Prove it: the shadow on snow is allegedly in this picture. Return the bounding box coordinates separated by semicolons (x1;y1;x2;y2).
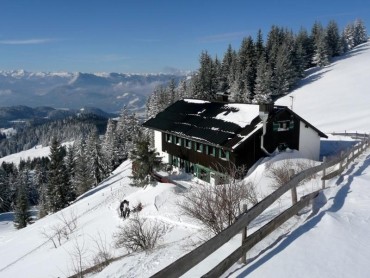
235;153;370;277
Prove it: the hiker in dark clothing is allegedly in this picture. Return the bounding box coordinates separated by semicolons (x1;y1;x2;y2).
120;200;129;218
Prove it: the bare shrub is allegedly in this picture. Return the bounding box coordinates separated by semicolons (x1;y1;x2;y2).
114;213;168;252
179;164;256;235
58;210;78;234
40;228;58;248
69;238;88;278
267;160;293;190
90;232;113;271
52;223;68;245
40;211;78;248
267;159;317;190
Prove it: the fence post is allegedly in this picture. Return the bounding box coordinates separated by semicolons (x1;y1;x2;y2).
339;151;344;172
322;156;326;189
289;169;297;205
240;204;248;264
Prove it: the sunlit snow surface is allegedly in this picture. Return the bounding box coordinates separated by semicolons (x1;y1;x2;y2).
277;42;370;134
1;42;370;277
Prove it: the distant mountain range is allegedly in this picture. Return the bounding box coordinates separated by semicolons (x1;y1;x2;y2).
0;105;117;128
0;70;186;113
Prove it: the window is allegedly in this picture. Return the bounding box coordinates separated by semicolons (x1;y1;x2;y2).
175;136;181;145
219;149;229;160
185;139;192;149
273;120;294;132
195;142;203;152
207;145;216;156
166;133;172;143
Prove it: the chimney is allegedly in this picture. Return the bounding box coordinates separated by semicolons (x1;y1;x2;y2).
216;92;229;102
259;103;274;114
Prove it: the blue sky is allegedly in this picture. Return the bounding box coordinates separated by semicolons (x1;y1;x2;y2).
0;0;368;73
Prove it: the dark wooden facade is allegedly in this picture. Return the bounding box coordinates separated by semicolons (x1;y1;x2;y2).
143;99;327;182
162;109;302;174
162;133;233;171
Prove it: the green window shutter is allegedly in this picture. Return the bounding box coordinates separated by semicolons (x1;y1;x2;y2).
200;144;203;152
212;147;216;156
226;151;230;160
273;122;279;131
289;121;294;129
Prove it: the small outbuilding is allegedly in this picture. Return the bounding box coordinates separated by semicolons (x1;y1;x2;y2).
143;99;327;184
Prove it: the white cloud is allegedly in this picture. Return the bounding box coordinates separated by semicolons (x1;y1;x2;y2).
0;38;56;45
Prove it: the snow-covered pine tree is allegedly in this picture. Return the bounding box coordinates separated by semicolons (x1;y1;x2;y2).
177;79;189;100
273;41;295;95
166;79;177;106
193;51;218;100
253;56;273;104
343;23;355;50
238;36;257;102
74;138;94;195
130;136;162;187
354;19;368;46
34;164;49;218
14;172;31;229
102;118;118;172
312;32;329;67
115;106;130;164
65;144;77;203
86;132;106;187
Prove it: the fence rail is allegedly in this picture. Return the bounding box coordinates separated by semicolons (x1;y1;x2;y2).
151;135;370;278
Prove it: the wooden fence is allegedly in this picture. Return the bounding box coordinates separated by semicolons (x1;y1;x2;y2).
151;135;370;278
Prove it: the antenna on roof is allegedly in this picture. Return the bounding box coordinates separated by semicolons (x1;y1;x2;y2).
289;96;294;110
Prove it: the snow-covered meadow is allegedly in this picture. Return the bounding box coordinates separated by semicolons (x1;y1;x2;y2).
1;41;370;277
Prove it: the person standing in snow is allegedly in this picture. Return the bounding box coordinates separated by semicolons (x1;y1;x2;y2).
120;200;129;218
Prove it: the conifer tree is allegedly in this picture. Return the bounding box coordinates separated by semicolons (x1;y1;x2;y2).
102;118;118;172
255;29;265;61
343;23;355;50
254;57;273;104
193;51;218;100
0;167;10;213
86;132;106;186
74;138;94;195
326;20;341;57
295;27;313;70
47;137;69;212
65;144;77;203
14;177;30;229
238;36;257;101
35;164;49;218
354;19;368;46
130;137;162;187
313;33;329;67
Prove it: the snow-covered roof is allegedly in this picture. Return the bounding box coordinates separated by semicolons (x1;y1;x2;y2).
143;99;262;148
215;104;260;127
184;98;210;104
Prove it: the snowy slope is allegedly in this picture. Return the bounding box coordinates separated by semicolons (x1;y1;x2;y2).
0;142;72;166
276;42;370;134
230;148;370;277
1;41;370;278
